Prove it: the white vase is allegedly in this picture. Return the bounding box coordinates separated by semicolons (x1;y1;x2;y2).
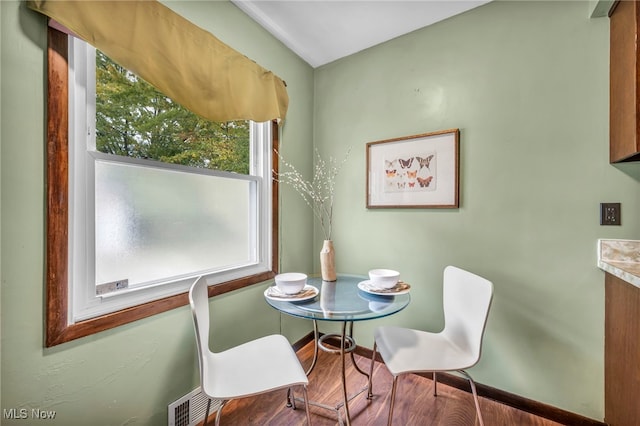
320;240;337;282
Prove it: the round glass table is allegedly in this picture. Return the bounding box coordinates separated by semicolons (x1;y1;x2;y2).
264;274;411;425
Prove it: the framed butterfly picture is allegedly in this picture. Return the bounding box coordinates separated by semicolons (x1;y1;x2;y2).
366;129;459;208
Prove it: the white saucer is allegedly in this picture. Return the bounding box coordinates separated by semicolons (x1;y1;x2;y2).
264;284;318;301
358;280;411;295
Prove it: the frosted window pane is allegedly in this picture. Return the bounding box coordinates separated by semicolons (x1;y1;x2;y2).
95;160;253;287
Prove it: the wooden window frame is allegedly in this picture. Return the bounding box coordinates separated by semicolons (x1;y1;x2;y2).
45;27;280;347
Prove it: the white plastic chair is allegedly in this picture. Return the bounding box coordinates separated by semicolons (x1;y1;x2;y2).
369;265;493;426
188;277;311;426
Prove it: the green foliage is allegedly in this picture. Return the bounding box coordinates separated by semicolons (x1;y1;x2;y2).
95;50;249;174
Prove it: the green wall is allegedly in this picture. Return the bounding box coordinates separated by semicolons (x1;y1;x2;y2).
313;0;640;420
0;1;314;424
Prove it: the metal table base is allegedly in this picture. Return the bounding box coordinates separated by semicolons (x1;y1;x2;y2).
289;320;372;425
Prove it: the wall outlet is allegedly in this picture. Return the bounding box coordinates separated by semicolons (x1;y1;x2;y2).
600;203;621;226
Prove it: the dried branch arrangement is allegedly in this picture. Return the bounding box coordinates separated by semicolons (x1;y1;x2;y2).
275;147;351;240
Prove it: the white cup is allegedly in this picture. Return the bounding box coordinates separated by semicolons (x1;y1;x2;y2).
368;269;400;289
274;272;307;294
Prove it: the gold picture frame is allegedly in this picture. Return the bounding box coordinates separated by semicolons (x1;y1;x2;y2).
366;129;459;208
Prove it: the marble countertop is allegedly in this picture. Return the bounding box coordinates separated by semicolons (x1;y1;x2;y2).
598;239;640;288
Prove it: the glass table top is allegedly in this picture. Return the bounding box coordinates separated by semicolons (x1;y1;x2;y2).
264;274;411;322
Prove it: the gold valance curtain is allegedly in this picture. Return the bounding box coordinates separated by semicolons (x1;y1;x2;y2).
28;0;289;122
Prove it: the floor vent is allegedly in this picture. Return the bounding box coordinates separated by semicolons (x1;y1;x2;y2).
168;387;221;426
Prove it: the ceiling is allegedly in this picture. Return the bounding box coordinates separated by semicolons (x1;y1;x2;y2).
231;0;493;68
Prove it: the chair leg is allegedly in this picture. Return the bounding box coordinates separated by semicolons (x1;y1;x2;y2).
301;385;312;425
203;399;211;426
387;375;399;426
433;371;438;396
368;342;377;399
288;387;297;410
459;370;484;426
214;400;227;426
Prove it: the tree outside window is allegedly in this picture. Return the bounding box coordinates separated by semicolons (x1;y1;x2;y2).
95;50;250;174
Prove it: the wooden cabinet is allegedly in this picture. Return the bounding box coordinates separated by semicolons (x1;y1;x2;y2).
604;273;640;425
610;0;640;162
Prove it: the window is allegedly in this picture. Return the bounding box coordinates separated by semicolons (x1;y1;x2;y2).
45;28;279;346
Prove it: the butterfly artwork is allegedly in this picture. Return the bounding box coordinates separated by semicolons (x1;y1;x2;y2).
367;129;458;208
405;169;418;189
415;152;436;191
384;154;436;193
385;159;398;178
417;176;434;188
398;157;414;169
383;159;400;192
417;154;435;170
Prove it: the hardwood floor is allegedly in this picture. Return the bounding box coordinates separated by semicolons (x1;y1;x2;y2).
204;339;565;426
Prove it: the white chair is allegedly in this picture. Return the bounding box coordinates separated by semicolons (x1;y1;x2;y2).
188;277;311;426
369;265;493;426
